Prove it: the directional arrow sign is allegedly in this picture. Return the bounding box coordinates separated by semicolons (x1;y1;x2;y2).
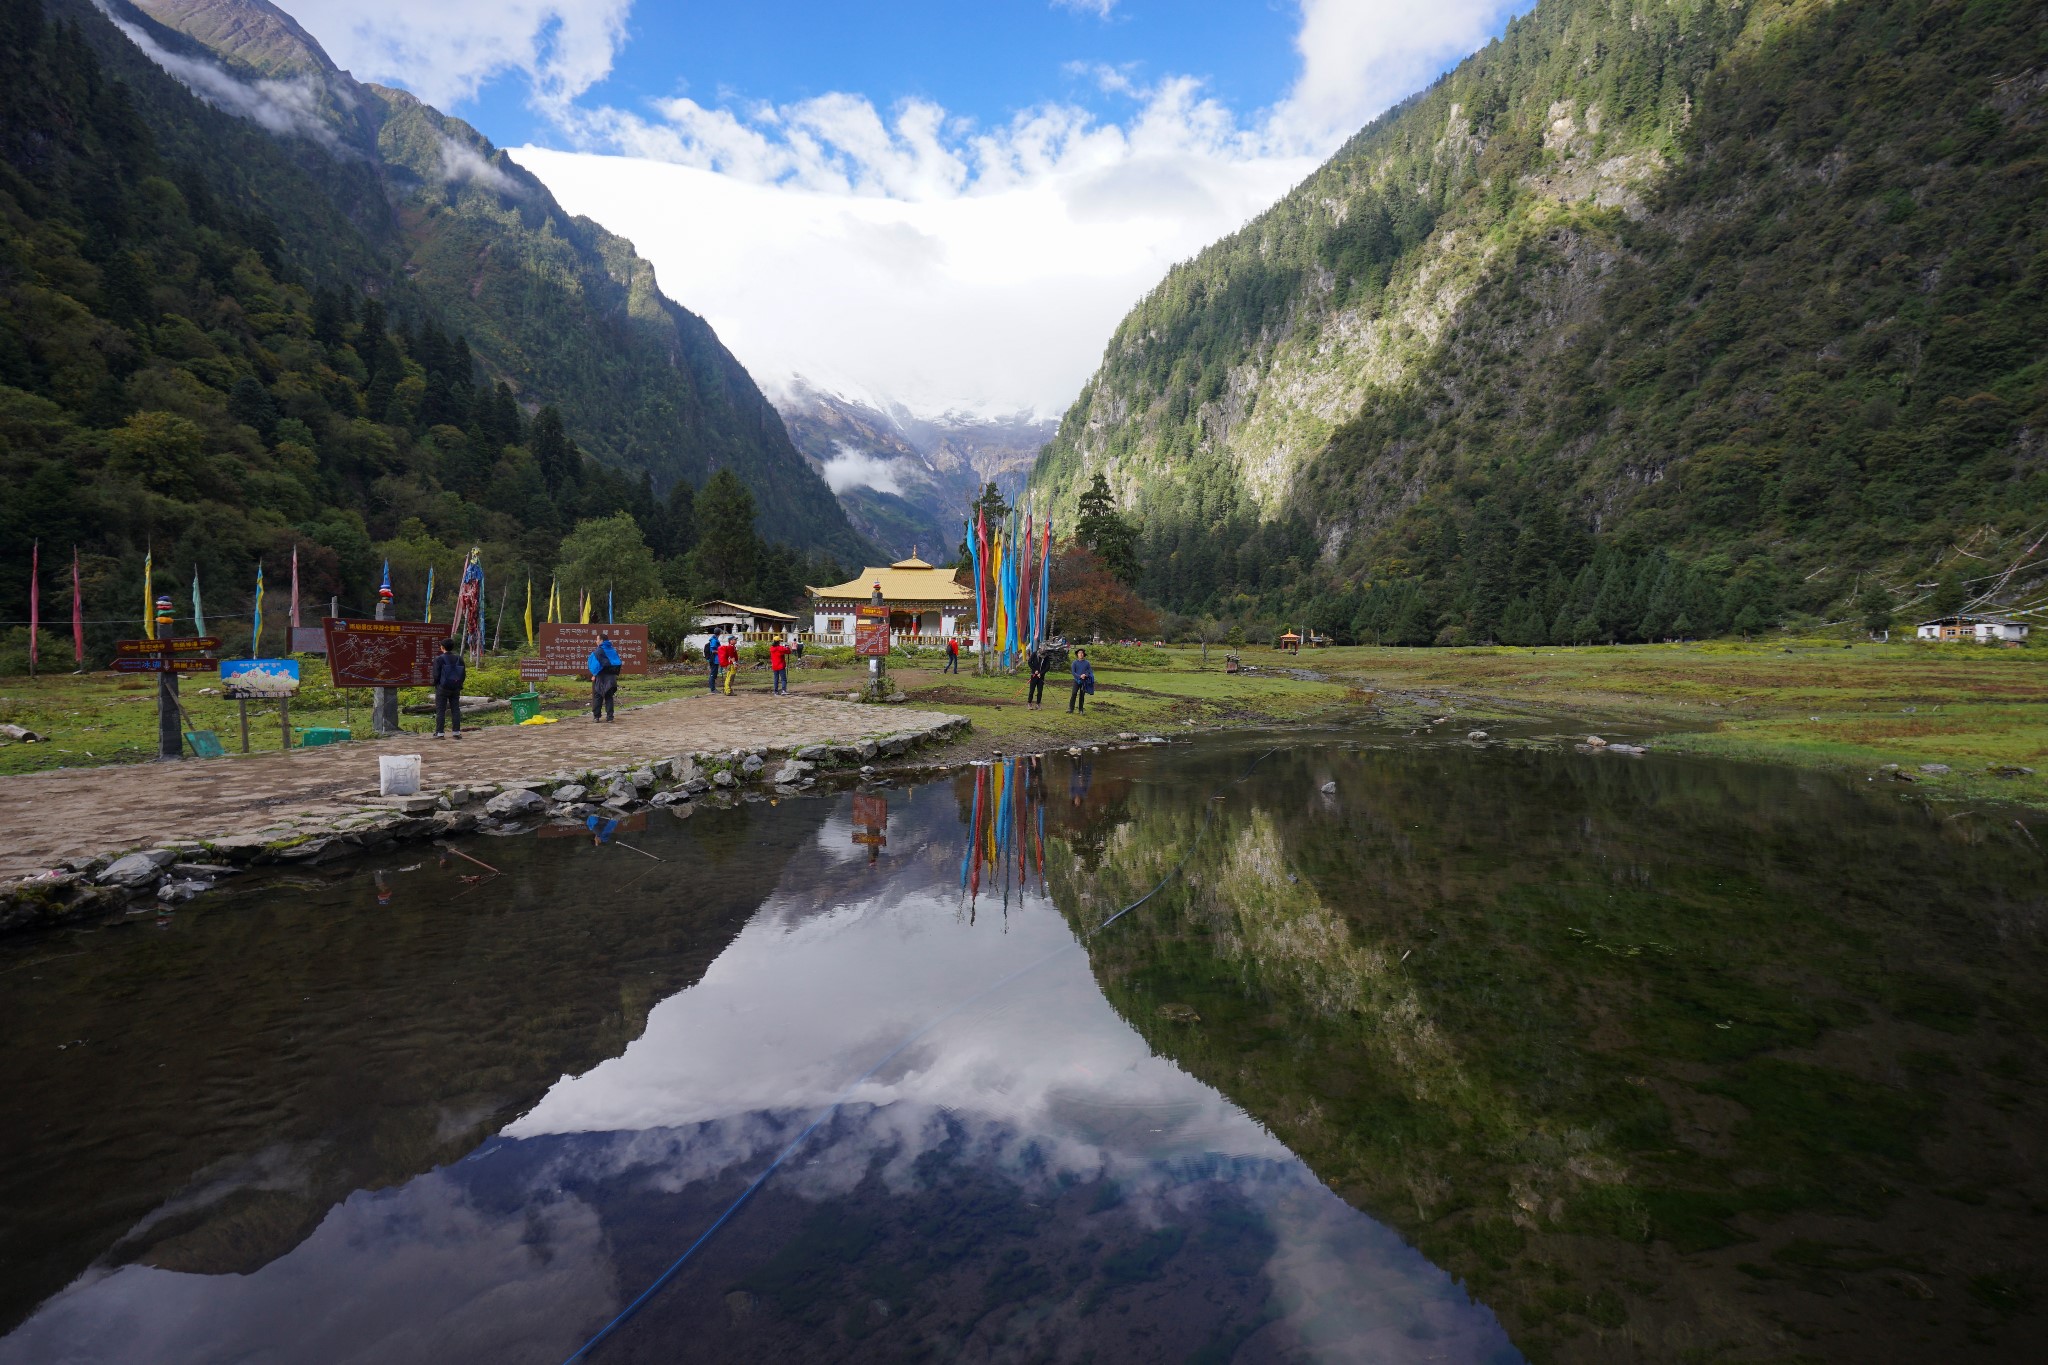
116;637;222;655
111;657;219;673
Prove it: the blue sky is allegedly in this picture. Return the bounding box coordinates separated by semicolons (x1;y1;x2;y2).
459;2;1304;156
278;0;1533;416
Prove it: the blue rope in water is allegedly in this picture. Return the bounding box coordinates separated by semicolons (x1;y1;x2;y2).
558;746;1280;1364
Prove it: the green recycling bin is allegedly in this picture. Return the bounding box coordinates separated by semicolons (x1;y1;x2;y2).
509;691;542;723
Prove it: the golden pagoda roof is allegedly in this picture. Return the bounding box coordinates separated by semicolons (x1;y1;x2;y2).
808;560;974;604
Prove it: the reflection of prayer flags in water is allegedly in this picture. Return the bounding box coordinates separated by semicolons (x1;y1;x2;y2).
143;549;154;640
251;561;264;655
191;566;204;637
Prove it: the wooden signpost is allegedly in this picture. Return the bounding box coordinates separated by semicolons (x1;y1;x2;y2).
115;637;222;758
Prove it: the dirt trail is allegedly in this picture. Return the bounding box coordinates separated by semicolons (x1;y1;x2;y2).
0;693;961;882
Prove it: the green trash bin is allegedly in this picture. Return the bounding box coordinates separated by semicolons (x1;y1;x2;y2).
509;691;541;723
299;727;352;748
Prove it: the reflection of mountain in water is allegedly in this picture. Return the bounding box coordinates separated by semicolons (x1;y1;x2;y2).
2;769;1518;1364
0;799;831;1333
1044;738;2048;1361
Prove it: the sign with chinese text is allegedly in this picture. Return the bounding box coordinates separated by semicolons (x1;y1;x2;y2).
854;604;889;658
116;636;221;655
322;618;445;688
534;624;650;676
110;656;217;674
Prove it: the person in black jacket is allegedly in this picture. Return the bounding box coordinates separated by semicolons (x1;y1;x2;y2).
432;639;466;738
1026;649;1048;708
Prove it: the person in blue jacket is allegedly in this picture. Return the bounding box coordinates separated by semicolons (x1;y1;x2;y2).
704;631;722;692
1067;647;1095;714
588;632;624;722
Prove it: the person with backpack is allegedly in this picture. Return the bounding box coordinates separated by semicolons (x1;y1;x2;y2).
431;638;466;738
718;634;739;694
1067;647;1095;714
588;632;623;722
944;636;960;674
704;631;721;692
769;638;790;694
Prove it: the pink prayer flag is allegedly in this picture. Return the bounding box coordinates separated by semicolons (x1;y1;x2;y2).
290;544;301;629
72;548;83;663
27;541;38;669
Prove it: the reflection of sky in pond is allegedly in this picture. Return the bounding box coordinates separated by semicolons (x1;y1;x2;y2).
3;776;1517;1364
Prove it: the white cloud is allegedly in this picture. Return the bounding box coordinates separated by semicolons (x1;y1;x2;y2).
1274;0;1530;148
282;0;632;110
820;444;907;497
95;0;339;148
267;0;1529;417
435;136;522;195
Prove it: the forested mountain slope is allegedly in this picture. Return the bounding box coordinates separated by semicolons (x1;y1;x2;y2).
0;0;866;638
1033;0;2047;644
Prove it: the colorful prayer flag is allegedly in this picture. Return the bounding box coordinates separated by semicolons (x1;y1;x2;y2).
289;545;300;630
524;578;534;645
71;548;83;664
143;548;154;640
251;561;264;656
191;566;205;637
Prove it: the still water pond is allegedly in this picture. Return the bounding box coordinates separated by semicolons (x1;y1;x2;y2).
2;729;2043;1362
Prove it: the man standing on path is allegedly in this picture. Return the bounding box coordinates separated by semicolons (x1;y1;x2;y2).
1026;648;1048;709
431;638;466;738
1068;648;1094;714
705;632;722;693
944;636;960;674
718;635;739;694
588;631;623;722
769;637;790;694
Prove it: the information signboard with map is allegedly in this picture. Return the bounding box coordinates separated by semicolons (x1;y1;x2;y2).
322;618;446;688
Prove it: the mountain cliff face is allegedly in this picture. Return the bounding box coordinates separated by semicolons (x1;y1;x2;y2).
777;380;1052;560
1033;0;2048;643
25;0;867;569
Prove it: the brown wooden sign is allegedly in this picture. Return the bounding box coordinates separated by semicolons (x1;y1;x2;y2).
854;604;889;658
116;636;221;654
322;618;446;688
111;656;218;673
534;623;650;676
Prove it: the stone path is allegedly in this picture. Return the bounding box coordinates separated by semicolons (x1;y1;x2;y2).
0;693;963;884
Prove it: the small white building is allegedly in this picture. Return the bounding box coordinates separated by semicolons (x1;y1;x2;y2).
806;557;975;646
1915;614;2030;643
686;600;799;651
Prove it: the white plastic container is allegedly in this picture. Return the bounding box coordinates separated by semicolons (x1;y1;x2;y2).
379;753;423;796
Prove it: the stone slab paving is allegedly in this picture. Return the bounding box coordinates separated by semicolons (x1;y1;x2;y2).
0;693;962;884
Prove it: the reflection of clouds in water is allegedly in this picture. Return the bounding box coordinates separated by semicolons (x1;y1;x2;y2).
508;879;1275;1168
2;788;1517;1363
0;1175;612;1365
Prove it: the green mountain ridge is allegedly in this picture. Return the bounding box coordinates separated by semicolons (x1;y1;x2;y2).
1032;0;2048;644
0;0;867;640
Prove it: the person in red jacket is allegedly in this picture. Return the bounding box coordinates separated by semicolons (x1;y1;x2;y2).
944;636;960;673
718;636;738;694
769;638;790;694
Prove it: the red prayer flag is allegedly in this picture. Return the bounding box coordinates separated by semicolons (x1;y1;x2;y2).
71;547;83;663
27;541;38;671
290;544;301;629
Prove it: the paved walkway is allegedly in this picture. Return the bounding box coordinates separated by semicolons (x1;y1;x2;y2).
0;694;961;883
